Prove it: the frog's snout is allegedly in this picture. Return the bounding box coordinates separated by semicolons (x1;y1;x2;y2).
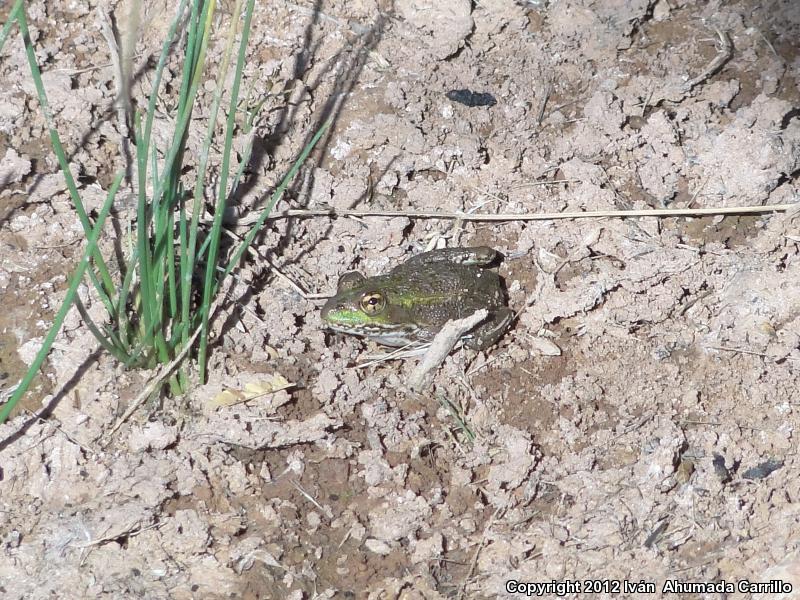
320;298;343;322
320;301;333;320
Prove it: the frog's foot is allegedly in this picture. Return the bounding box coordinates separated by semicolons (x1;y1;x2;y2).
465;307;514;350
406;246;499;267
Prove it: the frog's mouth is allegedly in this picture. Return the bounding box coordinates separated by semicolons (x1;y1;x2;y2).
327;322;416;336
326;322;419;347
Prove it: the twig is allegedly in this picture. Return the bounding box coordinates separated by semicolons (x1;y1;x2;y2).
705;345;800;362
355;342;429;368
640;86;654;117
409;310;487;391
96;7;133;179
689;173;712;205
754;28;779;59
119;0;141;117
290;479;334;520
238;202;796;223
53;53;144;75
23;409;99;456
466;353;502;377
105;320;204;437
682;28;733;93
536;80;552;125
220;227;323;299
75;521;159;548
510;179;578;189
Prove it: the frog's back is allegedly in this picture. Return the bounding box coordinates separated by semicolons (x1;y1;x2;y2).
386;263;505;327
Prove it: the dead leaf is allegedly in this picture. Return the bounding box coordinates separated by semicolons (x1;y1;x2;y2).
210;374;294;408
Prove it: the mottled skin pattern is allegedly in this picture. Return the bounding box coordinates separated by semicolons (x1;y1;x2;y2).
321;247;513;349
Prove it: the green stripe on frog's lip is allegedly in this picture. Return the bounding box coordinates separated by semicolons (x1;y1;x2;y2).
322;308;398;328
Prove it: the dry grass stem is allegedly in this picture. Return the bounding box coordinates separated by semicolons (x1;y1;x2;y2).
247;202;796;223
682;28;733;93
356;342;430;368
105;315;206;438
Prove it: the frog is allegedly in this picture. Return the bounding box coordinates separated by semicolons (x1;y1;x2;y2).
321;246;513;350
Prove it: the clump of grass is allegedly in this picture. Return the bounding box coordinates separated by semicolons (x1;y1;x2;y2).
0;0;328;424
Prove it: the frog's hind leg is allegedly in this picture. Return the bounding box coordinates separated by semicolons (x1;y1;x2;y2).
465;307;514;350
406;246;499;267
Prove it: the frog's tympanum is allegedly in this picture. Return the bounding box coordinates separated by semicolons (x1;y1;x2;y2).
321;246;513;350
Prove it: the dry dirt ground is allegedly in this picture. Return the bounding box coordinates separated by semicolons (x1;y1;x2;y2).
1;0;800;598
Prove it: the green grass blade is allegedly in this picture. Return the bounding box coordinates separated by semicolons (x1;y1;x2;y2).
197;0;253;382
133;114;156;355
165;204;178;322
16;3;118;316
133;120;168;367
0;173;124;425
0;0;24;53
147;0;213;216
178;0;221;361
143;0;215;370
73;298;134;365
141;0;191;151
222;117;332;281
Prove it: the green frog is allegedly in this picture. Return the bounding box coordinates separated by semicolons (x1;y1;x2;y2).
321;246;513;350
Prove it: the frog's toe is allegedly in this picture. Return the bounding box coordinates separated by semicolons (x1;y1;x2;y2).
465;307;514;350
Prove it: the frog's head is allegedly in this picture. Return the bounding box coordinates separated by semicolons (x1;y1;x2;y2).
321;271;418;346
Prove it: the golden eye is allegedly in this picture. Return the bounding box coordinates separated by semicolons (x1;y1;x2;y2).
360;292;385;315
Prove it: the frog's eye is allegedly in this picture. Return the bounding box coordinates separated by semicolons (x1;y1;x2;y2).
360;292;385;315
